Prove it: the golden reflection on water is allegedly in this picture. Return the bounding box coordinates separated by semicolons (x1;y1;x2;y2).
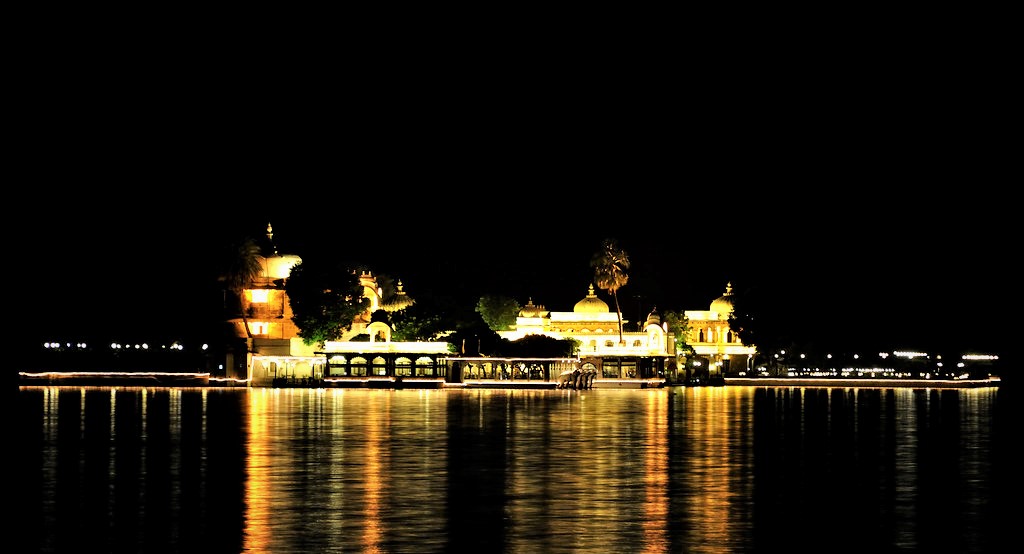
360;391;384;552
237;388;759;552
20;384;1001;553
640;391;669;553
243;388;274;553
674;387;753;551
244;389;455;552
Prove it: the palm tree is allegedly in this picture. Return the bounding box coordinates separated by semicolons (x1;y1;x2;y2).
591;238;630;346
221;237;264;342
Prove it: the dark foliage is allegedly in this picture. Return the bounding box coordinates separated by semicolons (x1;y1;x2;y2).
492;334;576;358
285;259;368;346
475;295;520;331
369;309;390;324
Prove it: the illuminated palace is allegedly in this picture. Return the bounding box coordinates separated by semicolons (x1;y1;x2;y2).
224;224;450;387
490;286;676;387
227;224;749;388
682;282;756;379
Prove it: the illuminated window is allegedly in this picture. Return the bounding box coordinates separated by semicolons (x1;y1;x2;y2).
602;359;619;378
416;357;434;377
621;361;637;378
250;289;269;303
350;357;367;376
396;357;412;376
372;356;387;376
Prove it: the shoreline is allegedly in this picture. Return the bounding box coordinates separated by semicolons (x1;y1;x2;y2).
723;376;1002;389
17;372;1003;390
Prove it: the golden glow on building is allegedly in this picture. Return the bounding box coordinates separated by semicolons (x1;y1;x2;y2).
683;283;756;375
249;289;269;303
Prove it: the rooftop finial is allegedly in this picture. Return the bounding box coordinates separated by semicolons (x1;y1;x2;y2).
266;223;278;255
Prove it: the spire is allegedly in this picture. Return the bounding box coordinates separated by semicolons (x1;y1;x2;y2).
266;222;278;255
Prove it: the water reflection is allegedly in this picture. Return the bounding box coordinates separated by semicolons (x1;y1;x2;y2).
16;385;1008;553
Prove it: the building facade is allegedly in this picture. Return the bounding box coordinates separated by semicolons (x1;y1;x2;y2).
495;284;676;387
227;225;755;388
682;282;756;380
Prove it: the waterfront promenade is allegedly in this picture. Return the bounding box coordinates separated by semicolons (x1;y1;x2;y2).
18;370;1002;389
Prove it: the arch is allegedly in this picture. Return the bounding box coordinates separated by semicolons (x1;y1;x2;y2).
367;321;391;343
372;356;388;376
396;356;413;376
415;356;435;377
350;356;368;377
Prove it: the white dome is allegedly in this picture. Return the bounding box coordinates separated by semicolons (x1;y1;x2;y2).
383;280;416;312
265;254;301;280
574;284;609;313
710;282;736;316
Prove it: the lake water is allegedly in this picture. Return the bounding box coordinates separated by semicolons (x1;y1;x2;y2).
15;385;1013;553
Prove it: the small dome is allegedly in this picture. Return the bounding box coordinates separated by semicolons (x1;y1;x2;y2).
265;253;302;280
574;284;609;313
261;222;301;280
383;280;416;312
645;306;661;327
519;298;548;317
710;282;736;315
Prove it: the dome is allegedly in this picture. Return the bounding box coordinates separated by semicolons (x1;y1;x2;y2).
519;298;548;317
261;222;301;280
574;284;609;313
645;307;661;327
382;280;415;312
710;282;736;315
265;253;302;280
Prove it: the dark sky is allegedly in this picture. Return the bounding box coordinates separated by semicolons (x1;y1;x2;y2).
11;61;1015;361
15;183;1012;357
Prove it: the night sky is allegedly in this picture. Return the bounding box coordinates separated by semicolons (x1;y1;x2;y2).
11;69;1015;363
14;186;1012;357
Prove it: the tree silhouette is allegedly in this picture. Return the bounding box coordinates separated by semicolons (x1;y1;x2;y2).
475;294;521;331
591;238;630;346
219;237;264;342
285;259;369;347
